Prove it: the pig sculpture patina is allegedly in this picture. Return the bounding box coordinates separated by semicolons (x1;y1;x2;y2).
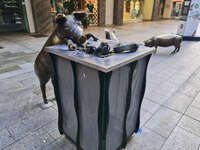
144;34;182;54
34;14;113;105
34;14;99;105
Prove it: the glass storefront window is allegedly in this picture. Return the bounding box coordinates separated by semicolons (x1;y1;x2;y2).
0;0;26;32
50;0;99;25
171;0;184;18
123;0;143;23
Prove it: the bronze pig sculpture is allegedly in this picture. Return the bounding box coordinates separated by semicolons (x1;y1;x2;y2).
34;14;89;104
34;14;107;105
144;34;182;54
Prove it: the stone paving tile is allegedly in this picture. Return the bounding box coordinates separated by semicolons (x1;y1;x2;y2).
3;127;55;150
0;67;34;80
168;73;188;86
141;98;160;114
7;108;57;141
0;78;23;92
178;115;200;137
191;93;200;110
163;92;194;114
185;106;200;122
0;66;21;74
144;89;171;105
44;137;76;150
126;127;166;150
0;128;15;150
0;90;33;130
0;83;52;131
161;127;200;150
155;82;179;98
43;120;61;140
145;106;182;138
140;109;153;127
0;41;28;52
178;83;200;98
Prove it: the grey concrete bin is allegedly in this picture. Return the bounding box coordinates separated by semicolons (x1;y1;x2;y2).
46;44;154;150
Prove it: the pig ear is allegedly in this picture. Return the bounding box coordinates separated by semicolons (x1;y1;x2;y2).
56;14;67;24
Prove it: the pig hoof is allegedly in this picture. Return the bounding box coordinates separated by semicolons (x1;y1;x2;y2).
40;102;54;110
50;97;56;101
170;51;176;55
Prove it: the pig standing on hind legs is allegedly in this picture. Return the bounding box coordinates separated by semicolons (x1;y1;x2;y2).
34;14;105;108
34;14;82;108
34;29;61;108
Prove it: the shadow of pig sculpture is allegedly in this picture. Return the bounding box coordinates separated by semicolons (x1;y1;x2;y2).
144;34;182;54
34;14;113;105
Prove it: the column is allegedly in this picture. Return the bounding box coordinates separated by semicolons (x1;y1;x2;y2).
152;0;161;20
143;0;154;21
30;0;53;34
105;0;114;25
113;0;124;25
98;0;106;26
163;0;173;19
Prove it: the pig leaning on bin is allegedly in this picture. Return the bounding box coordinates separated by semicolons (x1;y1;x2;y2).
35;14;92;105
34;14;114;105
144;34;182;54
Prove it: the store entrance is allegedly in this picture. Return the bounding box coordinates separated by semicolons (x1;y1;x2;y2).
50;0;99;26
0;0;27;32
123;0;144;23
171;0;184;19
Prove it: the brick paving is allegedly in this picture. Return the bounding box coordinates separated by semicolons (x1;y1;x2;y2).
1;20;200;150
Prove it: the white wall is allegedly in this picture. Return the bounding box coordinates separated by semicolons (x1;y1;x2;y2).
105;0;114;25
24;0;35;33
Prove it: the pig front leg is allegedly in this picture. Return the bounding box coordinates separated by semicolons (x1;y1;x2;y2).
174;39;181;53
154;44;158;54
85;33;99;41
65;39;77;50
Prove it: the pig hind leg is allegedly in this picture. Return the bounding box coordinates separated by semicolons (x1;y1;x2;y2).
175;39;181;53
175;46;180;53
175;43;181;53
40;83;48;104
171;46;177;54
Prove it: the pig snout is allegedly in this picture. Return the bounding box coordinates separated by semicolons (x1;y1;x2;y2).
144;40;154;47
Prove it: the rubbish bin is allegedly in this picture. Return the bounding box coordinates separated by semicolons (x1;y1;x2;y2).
46;44;154;150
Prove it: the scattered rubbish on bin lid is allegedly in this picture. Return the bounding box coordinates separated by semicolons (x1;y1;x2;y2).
138;128;142;134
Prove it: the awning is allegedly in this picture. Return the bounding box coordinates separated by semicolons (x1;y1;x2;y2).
173;0;183;2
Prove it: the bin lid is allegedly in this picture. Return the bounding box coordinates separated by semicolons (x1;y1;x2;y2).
46;44;155;73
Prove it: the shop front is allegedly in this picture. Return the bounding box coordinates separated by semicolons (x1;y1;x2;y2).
0;0;29;33
50;0;100;26
171;0;184;18
123;0;144;23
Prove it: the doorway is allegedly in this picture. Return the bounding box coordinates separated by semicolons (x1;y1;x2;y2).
123;0;144;23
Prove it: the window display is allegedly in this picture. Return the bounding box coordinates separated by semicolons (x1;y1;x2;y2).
0;0;25;32
123;0;144;22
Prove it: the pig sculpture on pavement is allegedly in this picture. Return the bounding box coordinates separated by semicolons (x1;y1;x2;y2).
144;34;182;54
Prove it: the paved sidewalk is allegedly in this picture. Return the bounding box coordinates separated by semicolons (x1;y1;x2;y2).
1;20;200;150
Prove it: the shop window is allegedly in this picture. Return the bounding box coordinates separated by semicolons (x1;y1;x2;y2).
171;0;184;18
50;0;99;26
123;0;144;22
0;0;26;32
